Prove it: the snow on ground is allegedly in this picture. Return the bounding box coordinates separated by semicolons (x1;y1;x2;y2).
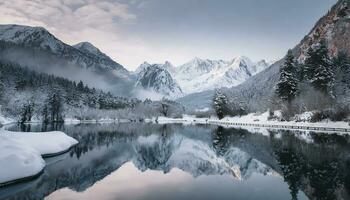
222;111;350;129
0;129;78;185
0;136;45;185
155;111;350;133
0;113;15;126
1;130;78;155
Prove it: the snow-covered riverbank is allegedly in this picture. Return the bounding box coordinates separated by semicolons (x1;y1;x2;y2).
156;112;350;133
0;129;78;186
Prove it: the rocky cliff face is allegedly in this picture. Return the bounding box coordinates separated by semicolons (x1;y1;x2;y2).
296;0;350;60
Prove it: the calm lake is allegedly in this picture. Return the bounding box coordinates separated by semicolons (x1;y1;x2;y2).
1;123;349;200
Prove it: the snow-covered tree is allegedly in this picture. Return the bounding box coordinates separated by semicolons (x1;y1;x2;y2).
0;74;3;101
213;91;229;119
20;100;35;123
304;40;334;97
276;50;298;103
333;51;350;94
42;105;49;124
47;93;64;122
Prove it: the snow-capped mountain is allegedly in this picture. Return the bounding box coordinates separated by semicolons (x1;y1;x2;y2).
136;56;269;97
174;56;268;94
135;63;183;98
0;24;269;99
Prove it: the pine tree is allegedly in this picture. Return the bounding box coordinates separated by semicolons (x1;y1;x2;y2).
333;51;350;87
15;74;26;90
304;40;334;97
276;50;298;103
0;72;3;101
20;101;34;123
77;80;84;91
42;105;49;124
213;91;229;119
47;93;64;122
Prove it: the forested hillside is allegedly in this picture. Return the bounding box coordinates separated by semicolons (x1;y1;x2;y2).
215;0;350;121
0;61;139;122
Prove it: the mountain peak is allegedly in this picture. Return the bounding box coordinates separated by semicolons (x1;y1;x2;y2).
231;56;253;66
0;24;64;53
73;41;106;58
142;61;151;66
0;24;48;34
135;61;152;73
135;63;183;98
164;61;173;66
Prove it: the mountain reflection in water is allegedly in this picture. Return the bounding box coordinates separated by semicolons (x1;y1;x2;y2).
1;123;349;200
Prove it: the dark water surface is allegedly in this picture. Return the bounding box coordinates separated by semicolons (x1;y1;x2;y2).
1;123;350;200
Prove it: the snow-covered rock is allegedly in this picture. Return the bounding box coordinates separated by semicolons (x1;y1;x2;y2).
0;136;45;185
1;130;78;155
0;129;78;185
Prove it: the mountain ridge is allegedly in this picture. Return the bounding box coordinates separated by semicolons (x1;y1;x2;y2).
135;56;269;98
0;24;133;96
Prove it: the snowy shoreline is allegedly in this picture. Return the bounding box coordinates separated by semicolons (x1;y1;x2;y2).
155;112;350;134
0;129;78;187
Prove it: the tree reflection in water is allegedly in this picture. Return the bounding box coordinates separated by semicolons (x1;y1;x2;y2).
1;123;349;200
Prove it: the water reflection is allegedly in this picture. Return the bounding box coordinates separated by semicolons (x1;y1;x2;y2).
1;123;349;200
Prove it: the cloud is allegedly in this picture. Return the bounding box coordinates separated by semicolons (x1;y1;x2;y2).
0;0;139;68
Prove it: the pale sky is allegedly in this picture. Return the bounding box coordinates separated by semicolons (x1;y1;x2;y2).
0;0;337;70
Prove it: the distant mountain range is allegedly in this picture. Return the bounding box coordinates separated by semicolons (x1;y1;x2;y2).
134;56;269;98
0;24;269;100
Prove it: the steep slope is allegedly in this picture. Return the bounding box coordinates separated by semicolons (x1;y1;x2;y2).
0;24;132;95
222;0;350;112
135;63;183;98
73;41;127;73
